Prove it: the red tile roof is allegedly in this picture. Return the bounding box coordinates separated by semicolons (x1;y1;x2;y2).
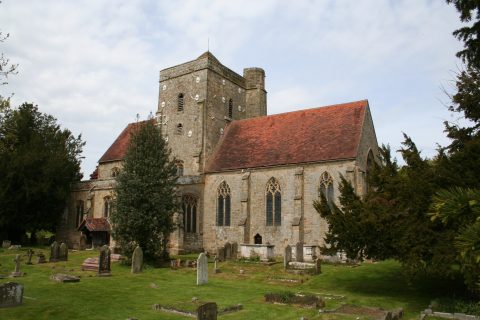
98;120;150;163
205;100;368;173
78;217;111;232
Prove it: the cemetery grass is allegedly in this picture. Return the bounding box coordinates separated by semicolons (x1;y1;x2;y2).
0;247;468;320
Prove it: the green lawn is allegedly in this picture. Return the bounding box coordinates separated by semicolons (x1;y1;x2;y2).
0;247;468;320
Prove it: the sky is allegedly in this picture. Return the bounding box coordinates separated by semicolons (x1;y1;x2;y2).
0;0;465;178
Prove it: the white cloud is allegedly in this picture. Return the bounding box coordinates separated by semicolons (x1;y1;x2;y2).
0;0;464;174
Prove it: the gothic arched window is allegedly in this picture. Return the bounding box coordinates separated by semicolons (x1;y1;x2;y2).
319;171;334;203
228;99;233;118
76;200;84;227
217;181;231;226
266;178;281;226
178;93;184;112
103;196;112;218
182;194;198;233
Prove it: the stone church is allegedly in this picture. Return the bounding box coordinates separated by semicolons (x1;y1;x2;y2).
57;52;379;256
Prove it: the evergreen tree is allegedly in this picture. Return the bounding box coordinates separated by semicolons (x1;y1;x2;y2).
0;102;84;242
111;120;178;261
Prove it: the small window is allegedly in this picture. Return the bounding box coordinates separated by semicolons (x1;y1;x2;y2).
176;123;183;135
103;196;112;218
111;167;120;178
176;161;184;176
178;93;184;112
319;172;334;203
228;99;233;118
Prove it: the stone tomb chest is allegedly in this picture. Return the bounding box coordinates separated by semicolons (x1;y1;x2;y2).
240;244;274;262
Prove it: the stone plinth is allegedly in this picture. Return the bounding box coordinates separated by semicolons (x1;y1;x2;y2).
240;244;274;262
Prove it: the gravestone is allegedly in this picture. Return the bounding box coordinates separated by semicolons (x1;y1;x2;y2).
79;234;87;250
10;255;24;277
216;247;225;262
49;241;60;262
315;258;322;275
296;242;304;262
0;282;23;308
224;242;231;260
1;240;11;249
197;302;217;320
231;242;238;259
98;245;111;276
26;249;34;265
196;252;208;285
131;246;143;274
284;245;292;270
36;253;46;264
59;243;68;261
213;256;219;274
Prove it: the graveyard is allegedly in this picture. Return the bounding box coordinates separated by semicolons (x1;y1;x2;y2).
0;245;470;320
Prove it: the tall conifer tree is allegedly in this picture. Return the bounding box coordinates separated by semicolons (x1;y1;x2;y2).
112;120;178;261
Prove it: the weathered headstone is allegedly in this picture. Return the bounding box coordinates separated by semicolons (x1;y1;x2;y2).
0;282;23;308
26;249;34;265
49;241;59;262
10;255;23;277
197;302;217;320
196;252;208;285
314;258;321;275
284;245;292;270
79;234;87;251
131;246;143;274
36;253;46;264
213;256;219;274
231;242;238;259
1;240;11;249
59;242;68;261
98;245;111;276
224;242;232;260
296;242;304;262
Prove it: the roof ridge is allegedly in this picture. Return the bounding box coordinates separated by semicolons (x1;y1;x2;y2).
233;99;368;124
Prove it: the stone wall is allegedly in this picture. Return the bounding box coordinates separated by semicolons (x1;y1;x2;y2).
203;159;357;255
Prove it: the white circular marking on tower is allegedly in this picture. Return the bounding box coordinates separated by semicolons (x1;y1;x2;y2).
196;76;200;83
222;97;226;103
165;136;169;142
195;94;199;101
161;102;165;108
162;84;167;91
238;105;242;111
220;128;224;135
187;130;192;137
222;79;226;85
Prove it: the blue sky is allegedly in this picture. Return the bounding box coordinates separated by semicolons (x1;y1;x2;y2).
0;0;464;177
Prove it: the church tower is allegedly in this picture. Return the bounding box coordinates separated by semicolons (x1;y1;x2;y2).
156;52;267;253
156;52;267;175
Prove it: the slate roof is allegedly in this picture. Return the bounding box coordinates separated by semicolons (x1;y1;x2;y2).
205;100;369;173
98;120;149;164
77;217;111;232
